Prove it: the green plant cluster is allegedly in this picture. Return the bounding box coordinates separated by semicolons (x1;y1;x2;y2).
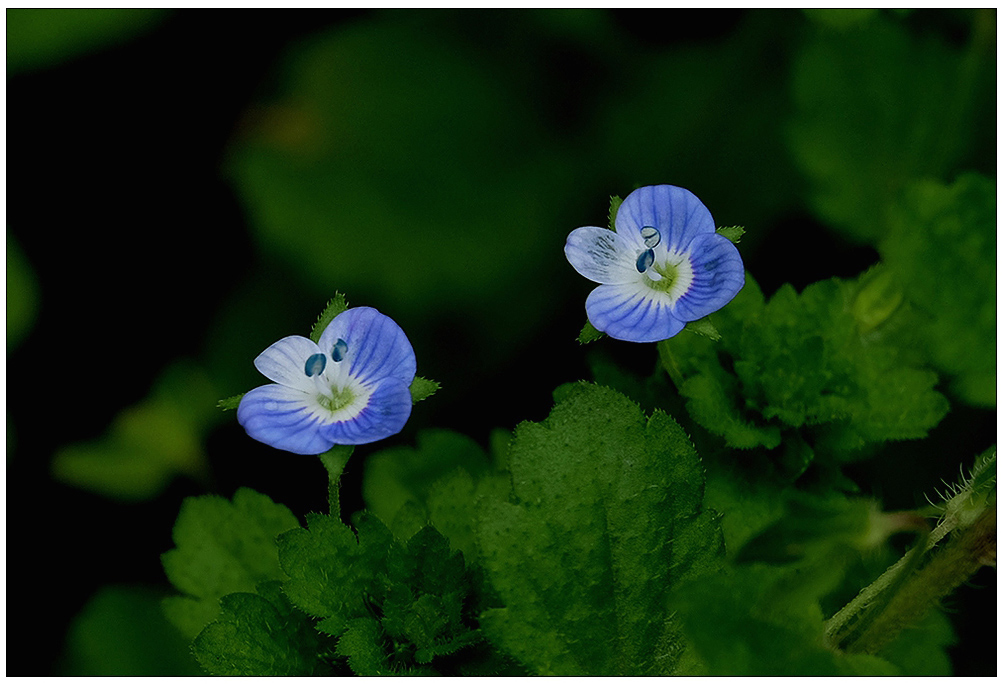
162;380;994;675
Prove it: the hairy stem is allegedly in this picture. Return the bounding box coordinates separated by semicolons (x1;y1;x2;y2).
318;446;354;519
847;506;995;655
827;506;995;654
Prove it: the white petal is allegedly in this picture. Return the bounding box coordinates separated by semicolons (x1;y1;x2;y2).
564;226;639;284
253;335;322;392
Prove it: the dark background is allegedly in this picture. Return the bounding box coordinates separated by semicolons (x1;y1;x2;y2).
6;9;995;675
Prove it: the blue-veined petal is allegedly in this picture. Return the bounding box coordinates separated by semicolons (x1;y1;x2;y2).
586;283;687;342
672;232;745;322
615;185;715;254
318;307;417;387
564;226;639;284
254;335;323;392
320;376;413;445
237;384;334;455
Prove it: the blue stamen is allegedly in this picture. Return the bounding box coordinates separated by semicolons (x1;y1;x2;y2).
636;248;655;273
641;226;661;249
304;352;327;377
332;338;348;362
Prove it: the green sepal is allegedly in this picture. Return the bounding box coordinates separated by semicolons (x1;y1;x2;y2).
309;292;349;343
715;225;745;244
684;317;722;341
410;376;440;404
217;393;244;411
607;195;623;231
577;320;604;344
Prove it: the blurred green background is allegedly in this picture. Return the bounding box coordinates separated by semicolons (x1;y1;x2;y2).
6;8;995;675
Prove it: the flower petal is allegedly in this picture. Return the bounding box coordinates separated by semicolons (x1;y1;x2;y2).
586;283;686;342
564;226;639;284
672;232;746;322
615;185;716;254
319;376;413;445
253;335;323;392
318;307;417;387
237;384;335;455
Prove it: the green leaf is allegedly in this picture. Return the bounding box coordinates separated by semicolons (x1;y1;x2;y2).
787;16;988;242
161;488;300;639
715;225;745;244
362;429;492;540
577;319;605;344
336;617;393;675
409;376;440;404
51;361;218;500
60;585;201;676
876;609;955;676
7;8;168;72
277;512;393;629
668;273;949;460
671;563;898;675
476;382;723;675
7;233;39;351
680;367;781;450
881;174;996;406
192;586;323;676
309;292;349;343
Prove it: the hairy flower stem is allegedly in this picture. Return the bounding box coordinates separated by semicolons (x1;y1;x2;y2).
830;507;996;655
319;446;354;519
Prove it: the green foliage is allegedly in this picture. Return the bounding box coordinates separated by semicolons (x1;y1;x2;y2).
192;581;325;676
7;233;39;351
363;429;492;538
362;429;510;553
671;562;898;675
51;361;220;500
876;610;955;676
475;382;723;675
788;14;988;242
666;272;949;460
60;585;200;676
7;8;167;72
277;511;506;674
227;17;576;364
161;488;300;639
880;174;996;406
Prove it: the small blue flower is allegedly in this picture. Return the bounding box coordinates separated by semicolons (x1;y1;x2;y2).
565;184;745;342
237;307;416;454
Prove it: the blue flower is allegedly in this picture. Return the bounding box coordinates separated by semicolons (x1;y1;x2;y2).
564;184;744;342
237;307;416;454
